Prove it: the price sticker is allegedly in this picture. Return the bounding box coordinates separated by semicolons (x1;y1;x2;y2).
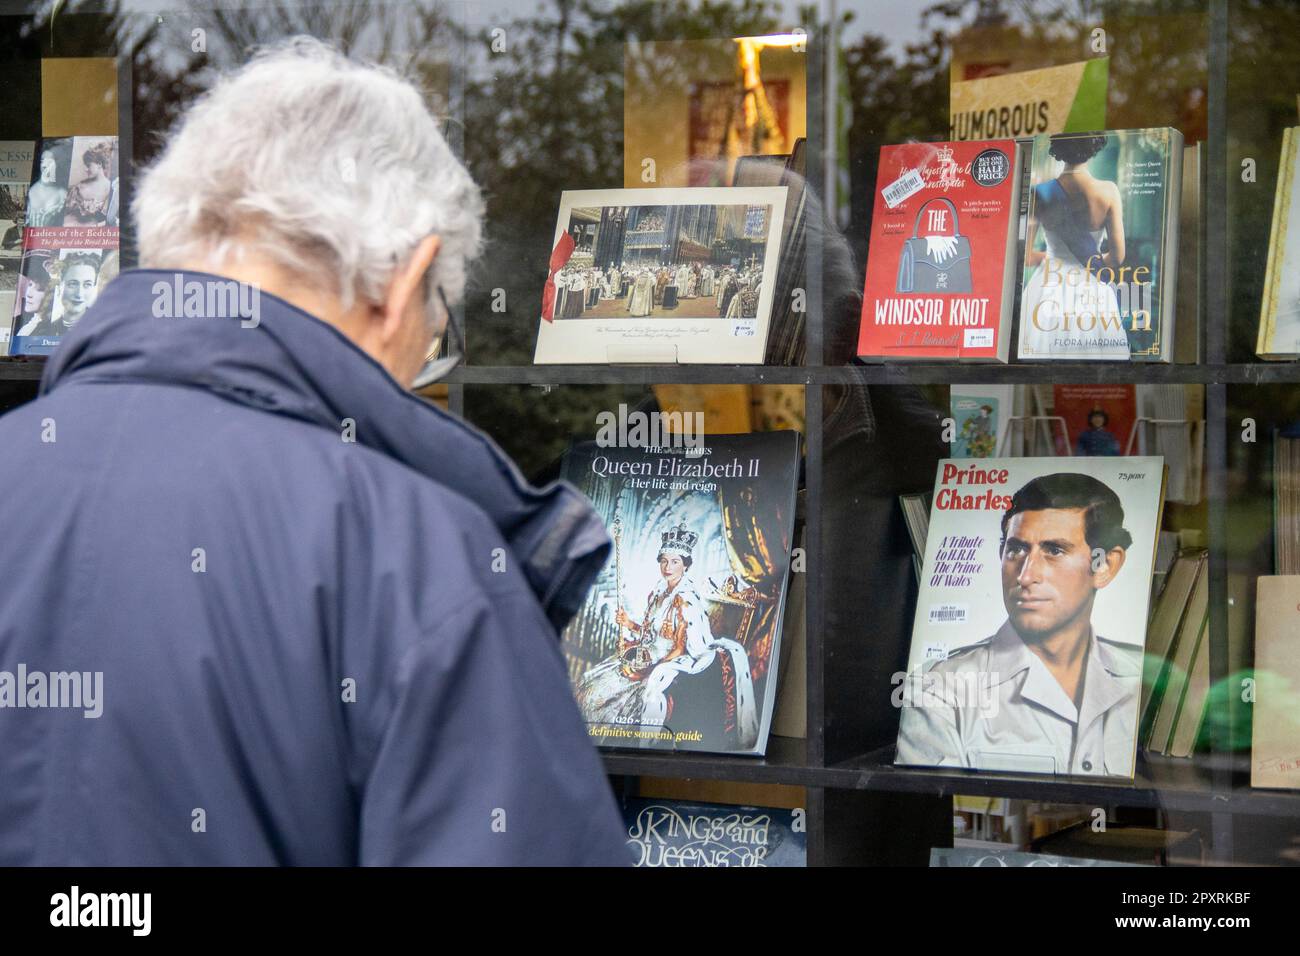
883;168;925;208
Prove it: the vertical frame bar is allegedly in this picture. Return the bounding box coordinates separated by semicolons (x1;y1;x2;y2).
805;382;824;768
804;9;826;368
806;786;826;866
116;53;135;268
1205;0;1228;367
1205;0;1233;864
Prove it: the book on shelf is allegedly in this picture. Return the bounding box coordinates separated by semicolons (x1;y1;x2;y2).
963;384;1058;457
1143;555;1208;755
857;139;1023;363
559;431;800;756
1175;142;1202;364
899;491;931;584
895;456;1166;777
622;797;806;866
1251;576;1300;789
1166;626;1211;759
1017;128;1183;363
1052;384;1137;457
735;138;809;366
950;385;1016;458
1257;127;1300;359
949;58;1109;143
1152;529;1182;588
532;186;787;364
770;519;806;739
8;136;120;356
0;140;34;350
1139;550;1206;741
0;140;33;184
1126;384;1204;504
1274;426;1300;574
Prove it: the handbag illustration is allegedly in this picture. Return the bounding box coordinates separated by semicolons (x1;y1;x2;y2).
895;197;973;294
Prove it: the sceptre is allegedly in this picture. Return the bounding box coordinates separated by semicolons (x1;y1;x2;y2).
613;505;651;678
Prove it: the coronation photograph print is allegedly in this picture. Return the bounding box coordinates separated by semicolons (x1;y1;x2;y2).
533;186;787;364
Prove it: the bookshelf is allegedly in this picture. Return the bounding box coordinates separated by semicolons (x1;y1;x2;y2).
11;359;1300;386
5;0;1299;867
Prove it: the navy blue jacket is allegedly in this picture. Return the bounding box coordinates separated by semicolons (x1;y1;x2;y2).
0;269;627;865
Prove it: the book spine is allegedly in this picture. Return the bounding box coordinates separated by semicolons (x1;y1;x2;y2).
1158;129;1184;364
1257;128;1297;357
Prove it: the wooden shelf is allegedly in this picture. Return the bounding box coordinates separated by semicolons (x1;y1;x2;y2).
11;355;1300;387
602;735;822;787
442;362;1300;387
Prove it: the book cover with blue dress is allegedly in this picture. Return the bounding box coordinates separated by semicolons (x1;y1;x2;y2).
1018;128;1182;362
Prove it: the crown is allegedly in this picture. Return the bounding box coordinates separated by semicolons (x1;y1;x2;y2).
660;522;698;557
936;145;953;163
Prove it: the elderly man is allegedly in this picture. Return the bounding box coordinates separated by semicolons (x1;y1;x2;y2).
0;38;626;865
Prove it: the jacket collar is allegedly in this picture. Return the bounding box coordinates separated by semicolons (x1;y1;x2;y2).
988;619;1135;726
41;268;609;632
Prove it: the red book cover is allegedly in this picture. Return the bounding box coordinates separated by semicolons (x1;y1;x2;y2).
857;140;1020;362
1053;384;1137;457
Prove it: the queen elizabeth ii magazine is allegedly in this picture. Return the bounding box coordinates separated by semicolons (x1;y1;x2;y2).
559;430;800;756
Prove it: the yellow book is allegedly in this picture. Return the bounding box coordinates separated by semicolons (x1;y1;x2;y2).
1258;128;1300;358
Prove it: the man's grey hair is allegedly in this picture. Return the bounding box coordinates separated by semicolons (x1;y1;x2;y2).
133;36;483;308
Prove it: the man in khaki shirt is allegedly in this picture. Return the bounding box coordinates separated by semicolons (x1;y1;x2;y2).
897;473;1143;777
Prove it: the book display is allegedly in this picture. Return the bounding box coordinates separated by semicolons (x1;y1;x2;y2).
4;0;1300;873
950;384;1017;457
559;431;800;755
7;136;120;356
857;139;1022;362
896;457;1165;777
1257;128;1300;359
0;141;33;351
621;797;806;866
533;187;787;364
1018;128;1183;362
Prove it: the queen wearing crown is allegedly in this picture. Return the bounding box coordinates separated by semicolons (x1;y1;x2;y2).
574;521;759;749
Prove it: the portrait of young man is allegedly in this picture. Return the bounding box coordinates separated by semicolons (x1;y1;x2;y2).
896;472;1144;777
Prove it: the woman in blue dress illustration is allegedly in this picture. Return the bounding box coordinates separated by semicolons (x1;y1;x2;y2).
1020;133;1132;359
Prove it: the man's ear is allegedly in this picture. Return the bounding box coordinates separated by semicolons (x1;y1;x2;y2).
377;235;441;340
1092;546;1126;588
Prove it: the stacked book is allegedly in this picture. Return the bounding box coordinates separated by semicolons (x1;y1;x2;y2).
1139;550;1210;758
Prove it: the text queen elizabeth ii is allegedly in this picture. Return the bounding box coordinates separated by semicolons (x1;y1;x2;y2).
575;522;759;749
